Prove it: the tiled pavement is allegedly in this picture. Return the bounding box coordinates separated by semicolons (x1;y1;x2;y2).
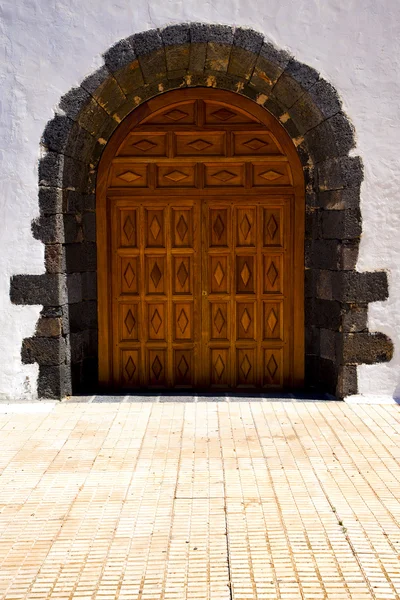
1;401;400;599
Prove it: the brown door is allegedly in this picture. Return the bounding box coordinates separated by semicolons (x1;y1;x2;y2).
97;89;305;391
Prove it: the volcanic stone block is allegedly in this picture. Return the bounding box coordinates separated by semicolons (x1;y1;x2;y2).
342;333;393;364
332;271;389;303
318;156;363;191
10;274;67;306
38;364;72;399
103;38;137;72
35;317;62;338
337;365;358;398
59;86;92;120
32;214;64;244
22;337;66;366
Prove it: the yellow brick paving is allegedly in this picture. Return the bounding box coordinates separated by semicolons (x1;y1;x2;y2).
0;402;400;599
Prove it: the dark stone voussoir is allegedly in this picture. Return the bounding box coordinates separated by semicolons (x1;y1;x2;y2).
304;112;355;163
284;58;319;90
259;41;291;70
233;27;263;53
58;86;92;120
22;336;66;366
307;78;342;119
161;23;190;46
42;115;75;154
81;66;111;94
103;38;137;73
190;23;234;44
10;274;67;306
129;29;163;56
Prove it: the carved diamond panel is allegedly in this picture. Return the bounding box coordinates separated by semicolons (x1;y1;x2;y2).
264;208;283;247
148;304;165;340
146;209;164;247
267;263;278;287
264;349;282;387
188;139;212;151
125;356;136;379
205;164;244;187
177;355;189;378
214;262;225;287
148;350;166;386
212;170;236;182
237;303;255;340
263;302;282;340
243;138;268;150
121;350;140;387
213;215;225;240
210;256;228;293
240;215;251;241
240;354;251;379
121;258;138;294
124;263;135;288
152;355;163;379
240;262;251;287
214;309;225;333
124;310;136;334
210;348;229;386
176;215;188;241
254;163;291;186
164;109;188;121
172;209;192;248
237;207;255;247
164;170;188;182
133;139;156;152
211;108;236;121
173;257;191;294
210;209;228;247
236;256;254;293
177;261;189;288
174;303;192;340
263;256;282;294
118;171;142;182
146;257;165;295
123;215;135;244
157;164;196;187
151;309;162;334
174;350;192;386
120;304;139;341
260;170;283;181
150;262;162;288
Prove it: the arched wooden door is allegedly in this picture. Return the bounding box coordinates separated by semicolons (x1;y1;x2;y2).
97;89;304;391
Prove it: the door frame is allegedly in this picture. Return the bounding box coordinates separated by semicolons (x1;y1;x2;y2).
96;88;305;390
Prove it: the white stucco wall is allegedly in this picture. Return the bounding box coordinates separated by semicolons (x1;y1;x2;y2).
0;0;399;400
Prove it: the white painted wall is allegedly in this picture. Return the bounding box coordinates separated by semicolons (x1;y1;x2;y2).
0;0;399;400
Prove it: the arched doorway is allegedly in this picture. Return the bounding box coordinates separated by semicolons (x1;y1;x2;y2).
97;88;305;391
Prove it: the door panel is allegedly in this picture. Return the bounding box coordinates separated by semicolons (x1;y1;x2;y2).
100;90;304;392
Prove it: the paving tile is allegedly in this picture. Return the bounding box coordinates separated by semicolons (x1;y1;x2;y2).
0;400;399;598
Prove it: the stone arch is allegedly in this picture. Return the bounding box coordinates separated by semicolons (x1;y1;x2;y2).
10;23;393;399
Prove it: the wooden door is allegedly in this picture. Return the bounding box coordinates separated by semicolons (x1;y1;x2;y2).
97;89;304;391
